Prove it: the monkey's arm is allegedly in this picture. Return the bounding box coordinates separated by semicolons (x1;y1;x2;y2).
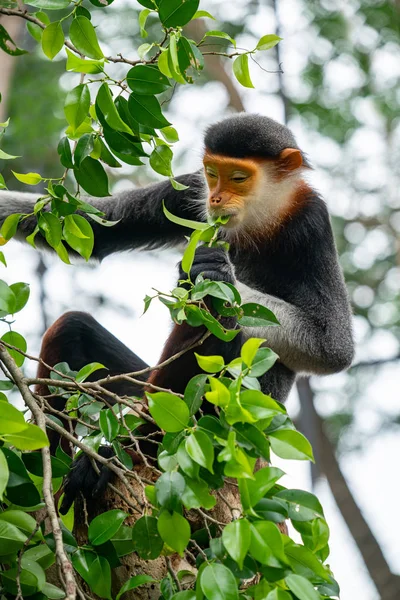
0;172;205;260
233;200;354;376
237;281;354;376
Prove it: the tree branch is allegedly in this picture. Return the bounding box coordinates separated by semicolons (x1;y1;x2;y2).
0;344;77;600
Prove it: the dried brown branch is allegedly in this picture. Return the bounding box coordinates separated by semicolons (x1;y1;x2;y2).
0;344;77;600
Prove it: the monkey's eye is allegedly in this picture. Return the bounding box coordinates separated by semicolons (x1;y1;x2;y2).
231;172;249;183
205;168;218;178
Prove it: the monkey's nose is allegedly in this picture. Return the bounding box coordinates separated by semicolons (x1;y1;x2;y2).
210;195;222;205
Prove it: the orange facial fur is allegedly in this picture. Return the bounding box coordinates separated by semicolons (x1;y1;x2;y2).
202;148;307;236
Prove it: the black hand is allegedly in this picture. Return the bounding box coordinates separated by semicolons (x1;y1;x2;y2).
178;246;235;285
59;446;114;515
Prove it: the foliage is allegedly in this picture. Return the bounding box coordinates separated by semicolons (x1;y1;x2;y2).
0;1;339;599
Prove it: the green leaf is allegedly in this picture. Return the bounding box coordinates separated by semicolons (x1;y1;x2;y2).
99;409;119;442
205;377;230;408
0;148;20;160
39;212;62;249
42;583;66;599
275;489;324;522
1;213;21;241
64;84;90;132
42;21;64;60
239;466;284;508
193;10;215;19
181;477;216;510
73;551;112;600
23;452;69;477
74;157;110;197
204;30;236;47
136;0;156;8
70;16;104;59
0;520;27;554
186;430;214;473
183;373;207;415
182;229;202;274
57;137;74;168
170;178;189;190
249;521;287;567
240;390;285;420
150;145;173;177
0;280;16;314
159;0;199;27
241;338;266;367
249;347;279;377
27;0;70;8
162;200;209;230
132;516;164;560
285;544;330;581
147;392;190;432
88;0;115;6
157;510;190;555
88;509;127;545
117;575;155;600
167;32;186;84
161;126;179;143
269;430;314;461
2;423;49;450
127;65;171;95
138;8;152;37
65;48;104;73
12;171;42;185
158;48;172;78
63;215;94;262
256;34;282;51
0;175;7;191
128;93;170;129
155;471;185;511
0;401;28;434
0;510;41;540
74;133;95;166
0;448;9;500
54;241;71;264
200;563;239;600
239;303;280;327
222;519;251;569
266;590;292;600
194;353;224;373
0;24;28;56
285;574;320;600
233;54;254;88
75;361;105;382
177;440;199;479
28;20;43;41
234;423;270;459
1;331;27;367
96;83;132;134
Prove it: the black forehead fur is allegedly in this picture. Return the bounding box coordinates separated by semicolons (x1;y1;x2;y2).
204;114;310;167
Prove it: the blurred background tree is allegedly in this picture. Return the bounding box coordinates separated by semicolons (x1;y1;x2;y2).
0;0;399;598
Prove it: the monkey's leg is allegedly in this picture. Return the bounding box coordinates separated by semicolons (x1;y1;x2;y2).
36;310;149;453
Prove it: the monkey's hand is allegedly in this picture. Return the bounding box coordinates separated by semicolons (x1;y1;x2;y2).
59;446;114;515
178;246;235;286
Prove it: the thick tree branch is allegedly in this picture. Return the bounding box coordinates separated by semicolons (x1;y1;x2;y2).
297;378;400;600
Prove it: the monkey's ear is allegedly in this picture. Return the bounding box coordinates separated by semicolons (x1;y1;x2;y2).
279;148;303;170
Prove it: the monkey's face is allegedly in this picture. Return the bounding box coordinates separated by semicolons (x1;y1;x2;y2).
203;148;305;233
203;153;260;228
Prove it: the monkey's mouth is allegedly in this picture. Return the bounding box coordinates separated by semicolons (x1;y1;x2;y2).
208;208;240;224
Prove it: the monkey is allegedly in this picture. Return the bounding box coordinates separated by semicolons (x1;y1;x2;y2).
0;114;354;510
